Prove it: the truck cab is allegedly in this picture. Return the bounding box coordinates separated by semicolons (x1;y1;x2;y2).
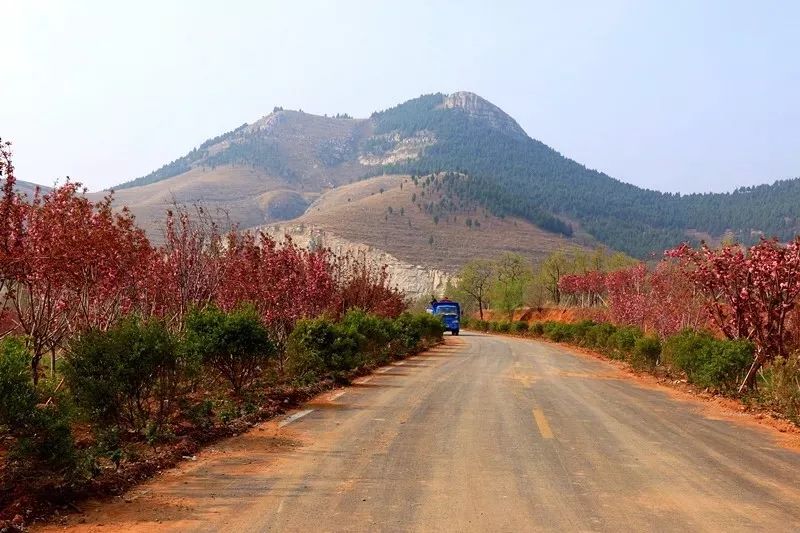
428;298;461;335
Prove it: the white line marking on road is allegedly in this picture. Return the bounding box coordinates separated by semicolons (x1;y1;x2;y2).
329;390;347;401
279;409;314;428
376;367;391;373
394;361;406;366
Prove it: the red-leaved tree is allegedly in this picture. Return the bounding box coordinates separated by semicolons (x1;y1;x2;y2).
559;271;607;307
560;261;705;338
667;239;800;391
217;232;338;370
0;139;410;380
141;206;226;330
333;250;407;319
2;180;152;382
0;138;24;339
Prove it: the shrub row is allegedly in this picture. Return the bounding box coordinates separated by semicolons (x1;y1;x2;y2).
462;317;754;391
287;310;444;384
0;309;443;478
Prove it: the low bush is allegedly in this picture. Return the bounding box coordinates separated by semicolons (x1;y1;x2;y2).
696;340;753;392
0;337;76;471
495;321;512;333
414;313;447;344
584;322;617;349
65;317;182;439
543;321;573;342
609;326;643;356
631;335;661;370
571;320;596;345
513;321;529;333
394;312;445;353
286;312;443;384
662;329;709;374
662;329;753;392
0;337;38;430
286;317;363;383
529;322;545;336
759;356;800;423
340;309;394;364
185;305;275;397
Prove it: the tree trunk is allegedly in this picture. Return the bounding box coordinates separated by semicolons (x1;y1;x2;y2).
31;353;41;386
738;352;766;393
478;301;484;320
50;347;57;378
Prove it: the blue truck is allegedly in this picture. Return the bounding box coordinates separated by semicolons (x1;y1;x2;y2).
428;298;461;335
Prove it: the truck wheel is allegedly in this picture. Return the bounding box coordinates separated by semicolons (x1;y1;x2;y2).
453;329;459;336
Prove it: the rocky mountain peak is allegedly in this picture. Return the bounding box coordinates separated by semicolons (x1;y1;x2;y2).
442;91;527;138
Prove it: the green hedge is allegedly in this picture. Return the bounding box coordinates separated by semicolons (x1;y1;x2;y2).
513;321;529;333
631;335;661;371
185;305;275;396
65;316;185;440
287;311;443;383
662;330;752;392
466;317;756;393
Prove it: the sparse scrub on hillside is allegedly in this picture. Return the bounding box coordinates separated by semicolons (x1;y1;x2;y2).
101;92;800;260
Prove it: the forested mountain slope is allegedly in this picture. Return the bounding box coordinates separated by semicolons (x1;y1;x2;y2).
369;93;800;256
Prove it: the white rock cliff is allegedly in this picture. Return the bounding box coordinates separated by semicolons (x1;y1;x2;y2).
261;223;453;302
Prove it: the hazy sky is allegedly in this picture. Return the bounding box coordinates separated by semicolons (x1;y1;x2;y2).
3;0;798;193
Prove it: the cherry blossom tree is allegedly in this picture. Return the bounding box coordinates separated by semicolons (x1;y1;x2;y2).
141;206;226;330
668;239;800;391
0;139;24;339
333;250;406;319
217;231;339;371
560;261;705;338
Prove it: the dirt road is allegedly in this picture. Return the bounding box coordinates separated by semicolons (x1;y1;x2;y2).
40;333;800;532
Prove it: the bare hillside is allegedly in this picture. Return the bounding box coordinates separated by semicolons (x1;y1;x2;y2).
96;165;309;233
294;174;589;272
4;179;51;198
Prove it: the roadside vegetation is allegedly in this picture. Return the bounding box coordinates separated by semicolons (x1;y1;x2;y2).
0;141;443;528
455;240;800;426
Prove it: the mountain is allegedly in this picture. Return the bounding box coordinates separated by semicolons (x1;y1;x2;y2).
4;179;51;198
94;91;800;261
